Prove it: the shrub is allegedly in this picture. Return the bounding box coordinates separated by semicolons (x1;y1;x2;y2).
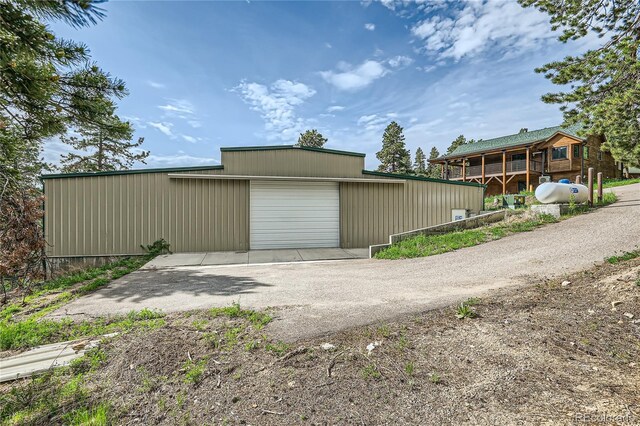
140;238;172;257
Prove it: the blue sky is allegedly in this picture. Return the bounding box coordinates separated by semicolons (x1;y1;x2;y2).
45;0;597;169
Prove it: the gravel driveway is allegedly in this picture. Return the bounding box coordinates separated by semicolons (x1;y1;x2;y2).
52;184;640;341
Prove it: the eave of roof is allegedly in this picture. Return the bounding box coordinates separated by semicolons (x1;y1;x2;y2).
432;124;586;161
41;165;224;180
362;170;485;188
220;144;366;158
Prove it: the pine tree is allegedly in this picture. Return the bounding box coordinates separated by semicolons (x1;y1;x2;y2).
446;135;468;155
0;0;130;184
376;121;412;174
414;147;427;175
297;129;327;148
426;147;441;178
520;0;640;167
60;117;149;172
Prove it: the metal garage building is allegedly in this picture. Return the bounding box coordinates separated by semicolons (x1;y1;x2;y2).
42;145;484;259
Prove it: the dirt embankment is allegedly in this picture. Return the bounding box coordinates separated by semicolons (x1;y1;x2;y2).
76;257;640;425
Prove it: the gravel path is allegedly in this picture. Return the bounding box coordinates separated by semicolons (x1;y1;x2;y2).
52;184;640;341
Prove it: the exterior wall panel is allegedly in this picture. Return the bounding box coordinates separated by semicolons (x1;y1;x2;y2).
340;179;484;248
222;149;364;177
44;170;248;257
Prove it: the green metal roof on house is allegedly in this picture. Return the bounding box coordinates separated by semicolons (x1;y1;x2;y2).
439;124;585;159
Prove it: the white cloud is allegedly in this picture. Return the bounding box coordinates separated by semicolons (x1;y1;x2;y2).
410;0;556;60
147;80;165;89
327;105;345;113
325;42;332;49
187;120;202;128
364;23;376;31
357;112;399;132
320;60;389;91
145;154;220;168
387;55;413;68
123;115;147;129
181;135;198;143
148;121;174;137
234;79;316;141
158;99;195;116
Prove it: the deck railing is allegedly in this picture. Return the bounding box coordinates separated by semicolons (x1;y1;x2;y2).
447;160;542;179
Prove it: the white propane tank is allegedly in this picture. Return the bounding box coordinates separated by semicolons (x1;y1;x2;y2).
535;182;589;204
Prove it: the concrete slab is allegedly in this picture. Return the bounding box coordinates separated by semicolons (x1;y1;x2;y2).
248;249;302;264
298;248;355;261
145;252;206;268
201;251;248;266
343;248;369;259
0;334;116;383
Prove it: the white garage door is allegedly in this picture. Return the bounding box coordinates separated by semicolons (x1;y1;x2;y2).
250;181;340;249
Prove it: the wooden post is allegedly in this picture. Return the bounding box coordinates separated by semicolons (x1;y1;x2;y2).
597;172;603;203
588;167;594;206
441;164;445;179
462;159;466;182
525;147;530;191
575;175;581;184
445;160;449;180
502;151;507;195
481;154;485;185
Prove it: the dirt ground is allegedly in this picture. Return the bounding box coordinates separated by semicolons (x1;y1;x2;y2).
34;256;634;425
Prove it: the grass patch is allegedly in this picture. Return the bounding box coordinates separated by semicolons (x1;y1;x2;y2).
606;250;640;264
183;358;208;384
376;214;557;260
602;178;640;188
0;308;165;351
361;364;381;380
209;302;272;330
63;403;110;425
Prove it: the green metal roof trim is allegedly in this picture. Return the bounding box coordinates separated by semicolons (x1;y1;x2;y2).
362;170;485;188
439;124;585;159
220;144;366;158
40;165;224;179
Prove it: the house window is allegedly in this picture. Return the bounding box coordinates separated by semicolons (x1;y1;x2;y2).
573;144;580;158
583;146;589;159
597;151;603;161
552;146;567;160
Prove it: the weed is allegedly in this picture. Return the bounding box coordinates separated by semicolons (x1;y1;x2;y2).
635;277;640;287
464;297;481;306
404;362;415;376
63;403;110;425
455;302;477;319
183;358;208;384
361;364;381;379
265;341;290;356
606;250;640;264
429;373;442;384
244;340;260;351
140;238;172;256
191;319;208;331
397;333;409;350
377;324;391;337
176;391;186;409
209;302;272;329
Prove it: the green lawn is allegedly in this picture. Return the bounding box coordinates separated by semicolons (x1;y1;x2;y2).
602;177;640;188
377;192;618;260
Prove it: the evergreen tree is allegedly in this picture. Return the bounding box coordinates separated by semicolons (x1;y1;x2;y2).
376;121;412;174
446;135;468;155
414;147;427;175
297;129;327;148
520;0;640;167
0;0;130;184
426;146;441;178
60;117;149;172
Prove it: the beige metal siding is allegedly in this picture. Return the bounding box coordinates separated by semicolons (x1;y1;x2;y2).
44;171;248;257
222;149;364;177
340;179;484;248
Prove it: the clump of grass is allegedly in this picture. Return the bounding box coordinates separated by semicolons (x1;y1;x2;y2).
429;373;442;384
455;302;477;319
183;358;208;384
209;302;272;329
265;341;290;356
361;364;381;380
606;250;640;264
404;361;415;376
0;309;165;351
63;403;110;425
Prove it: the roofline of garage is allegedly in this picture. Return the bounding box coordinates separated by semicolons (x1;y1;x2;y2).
220;145;366;158
362;170;486;188
167;173;405;183
41;165;224;179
